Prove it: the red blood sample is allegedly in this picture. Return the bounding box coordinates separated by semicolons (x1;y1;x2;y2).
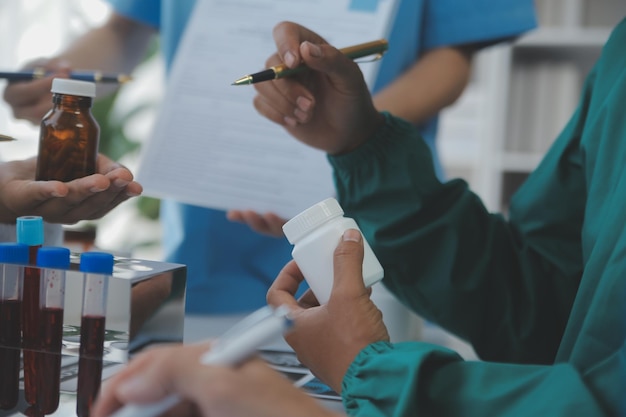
22;246;41;406
0;299;21;409
35;307;64;414
76;315;106;417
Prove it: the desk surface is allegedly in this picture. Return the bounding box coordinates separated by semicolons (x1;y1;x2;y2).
0;314;344;417
184;314;346;413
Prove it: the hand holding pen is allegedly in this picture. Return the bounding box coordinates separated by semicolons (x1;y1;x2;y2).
251;22;387;156
3;58;73;124
2;58;129;125
92;306;313;417
233;39;387;85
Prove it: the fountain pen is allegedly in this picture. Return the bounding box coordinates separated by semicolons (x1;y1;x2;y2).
232;39;388;86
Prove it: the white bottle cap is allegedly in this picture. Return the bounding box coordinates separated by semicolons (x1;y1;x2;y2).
282;198;343;244
51;78;96;97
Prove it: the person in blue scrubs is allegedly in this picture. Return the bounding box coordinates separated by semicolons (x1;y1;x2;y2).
2;0;536;314
372;0;536;178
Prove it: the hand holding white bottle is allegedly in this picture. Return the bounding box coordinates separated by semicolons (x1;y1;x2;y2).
282;198;384;304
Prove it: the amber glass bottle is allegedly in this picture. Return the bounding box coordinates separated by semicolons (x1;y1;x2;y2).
36;78;99;182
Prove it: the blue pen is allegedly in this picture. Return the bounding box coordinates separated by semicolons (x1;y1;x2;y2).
109;305;293;417
0;69;131;83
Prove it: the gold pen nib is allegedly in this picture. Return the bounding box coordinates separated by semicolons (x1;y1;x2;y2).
118;74;133;83
0;133;17;142
232;75;253;86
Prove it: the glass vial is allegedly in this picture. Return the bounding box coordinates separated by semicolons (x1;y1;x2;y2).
16;216;44;406
36;78;99;182
0;243;29;410
76;252;114;417
282;198;384;304
35;246;70;415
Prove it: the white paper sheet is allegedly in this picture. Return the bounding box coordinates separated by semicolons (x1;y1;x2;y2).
136;0;399;218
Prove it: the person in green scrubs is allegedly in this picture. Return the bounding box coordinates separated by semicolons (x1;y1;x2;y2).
258;20;626;416
92;19;624;417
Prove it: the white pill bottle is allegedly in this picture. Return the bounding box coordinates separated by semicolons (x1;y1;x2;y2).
282;198;384;304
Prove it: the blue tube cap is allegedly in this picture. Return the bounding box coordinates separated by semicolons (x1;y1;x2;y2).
0;243;29;264
16;216;44;246
79;252;114;274
36;247;71;269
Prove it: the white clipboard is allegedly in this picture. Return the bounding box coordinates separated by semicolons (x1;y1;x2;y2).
136;0;399;218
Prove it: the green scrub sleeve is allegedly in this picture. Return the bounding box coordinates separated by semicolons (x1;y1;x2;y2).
329;20;626;414
328;113;583;364
342;341;613;416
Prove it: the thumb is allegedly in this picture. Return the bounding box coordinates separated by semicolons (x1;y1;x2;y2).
45;58;72;73
44;58;72;80
299;41;366;92
331;229;367;298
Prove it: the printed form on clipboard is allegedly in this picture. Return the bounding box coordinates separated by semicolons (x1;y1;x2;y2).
136;0;400;219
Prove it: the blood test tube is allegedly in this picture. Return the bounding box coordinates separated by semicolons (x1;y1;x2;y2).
0;243;29;410
35;247;70;415
16;216;44;406
76;252;114;417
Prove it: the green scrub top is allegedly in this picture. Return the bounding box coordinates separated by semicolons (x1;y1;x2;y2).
328;17;626;417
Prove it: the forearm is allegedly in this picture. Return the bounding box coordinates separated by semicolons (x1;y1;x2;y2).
328;114;581;363
372;46;472;124
57;13;154;74
51;12;154;97
343;341;613;417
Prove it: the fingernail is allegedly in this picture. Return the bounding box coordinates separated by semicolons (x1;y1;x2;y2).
114;179;130;188
284;116;298;127
305;42;322;58
117;376;148;396
294;108;308;123
343;229;361;242
296;96;312;112
284;51;297;68
90;186;106;193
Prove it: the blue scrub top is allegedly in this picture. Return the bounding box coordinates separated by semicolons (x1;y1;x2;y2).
109;0;536;314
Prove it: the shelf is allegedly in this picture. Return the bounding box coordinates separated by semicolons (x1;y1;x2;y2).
515;27;612;49
438;130;482;169
499;152;544;173
434;2;618;211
